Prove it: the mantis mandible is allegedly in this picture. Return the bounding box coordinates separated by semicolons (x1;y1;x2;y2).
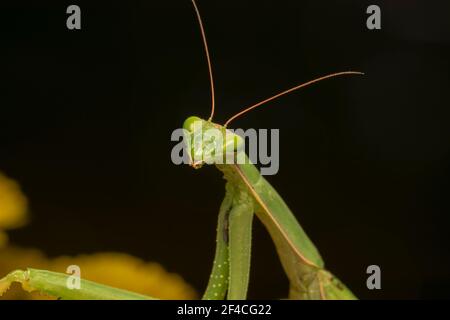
0;0;362;300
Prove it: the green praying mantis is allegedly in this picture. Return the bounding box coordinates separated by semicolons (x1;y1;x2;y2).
0;0;362;300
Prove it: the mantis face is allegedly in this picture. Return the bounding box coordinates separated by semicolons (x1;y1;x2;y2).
183;116;244;169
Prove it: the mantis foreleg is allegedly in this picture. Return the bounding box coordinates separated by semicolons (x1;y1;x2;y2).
202;188;232;300
227;201;253;300
202;183;254;300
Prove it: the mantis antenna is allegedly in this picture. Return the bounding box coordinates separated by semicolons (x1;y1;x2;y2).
191;0;216;121
224;71;364;127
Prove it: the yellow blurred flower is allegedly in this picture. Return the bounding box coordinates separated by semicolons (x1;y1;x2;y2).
0;172;197;300
0;173;28;247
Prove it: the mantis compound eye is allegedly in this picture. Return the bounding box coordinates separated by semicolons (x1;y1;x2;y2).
183;116;203;133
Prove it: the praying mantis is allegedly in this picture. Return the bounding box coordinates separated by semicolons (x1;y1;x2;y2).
0;0;362;300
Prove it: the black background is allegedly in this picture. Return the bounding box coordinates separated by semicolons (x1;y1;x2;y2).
1;0;450;299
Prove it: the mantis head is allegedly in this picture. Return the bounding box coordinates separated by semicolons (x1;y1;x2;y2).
183;116;244;169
